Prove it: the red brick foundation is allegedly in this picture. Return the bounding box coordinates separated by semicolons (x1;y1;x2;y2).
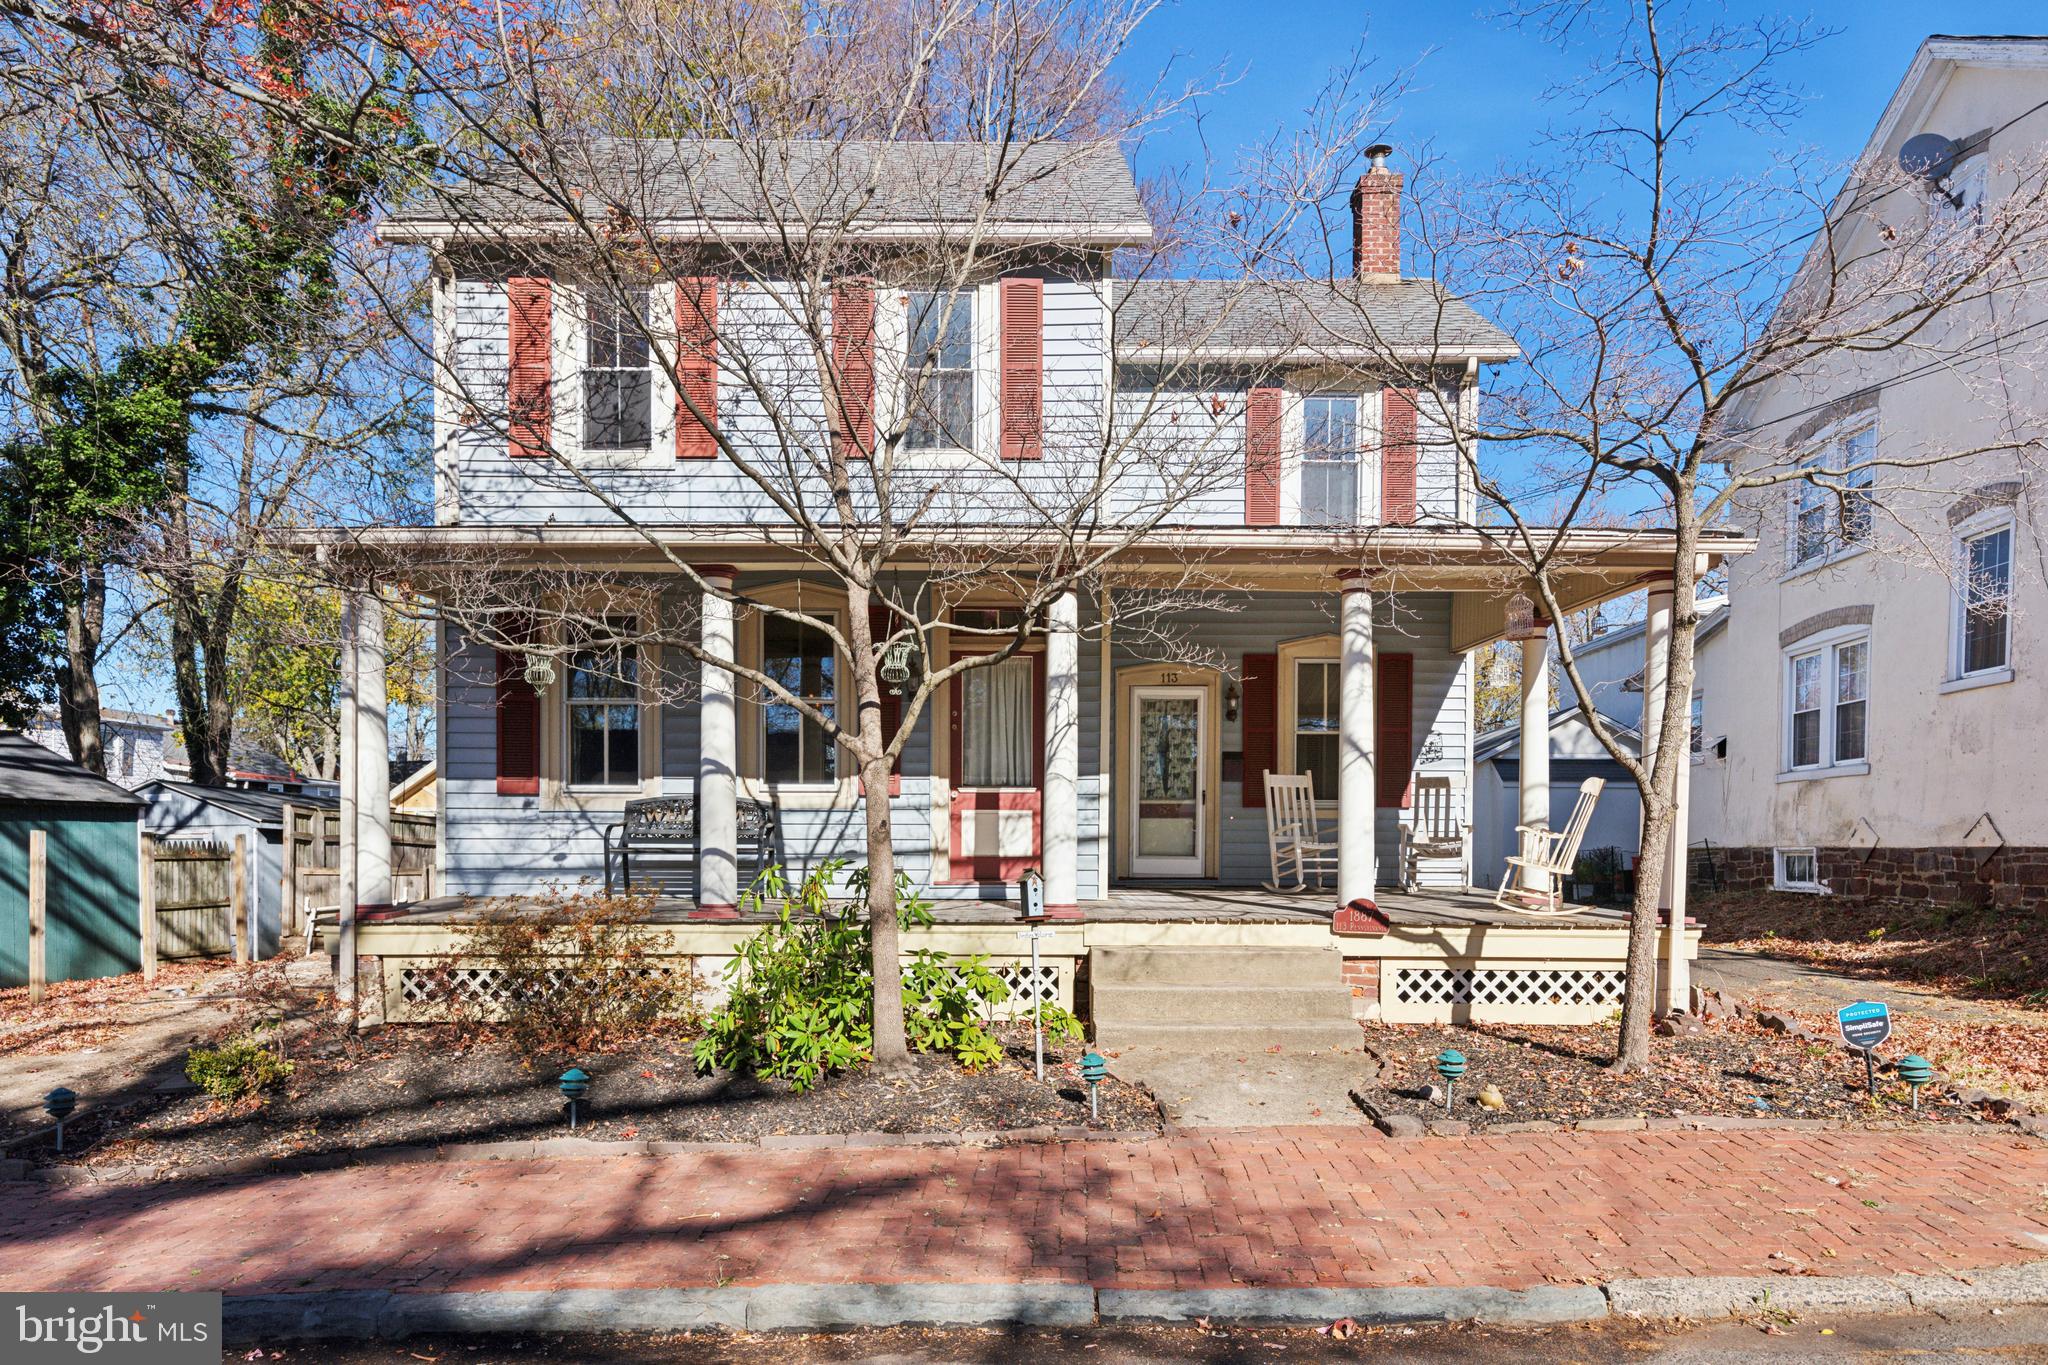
1341;958;1380;1018
1699;844;2048;909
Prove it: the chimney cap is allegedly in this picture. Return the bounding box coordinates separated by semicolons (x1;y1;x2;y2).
1365;143;1395;171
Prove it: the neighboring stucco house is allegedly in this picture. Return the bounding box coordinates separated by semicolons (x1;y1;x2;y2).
1694;36;2048;904
309;138;1748;1028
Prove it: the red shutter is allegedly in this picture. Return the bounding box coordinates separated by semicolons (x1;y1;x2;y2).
999;276;1044;459
1376;651;1414;808
832;279;876;461
1245;387;1282;526
494;649;541;797
1240;651;1278;808
1381;386;1417;525
675;277;718;459
868;606;902;797
507;277;552;459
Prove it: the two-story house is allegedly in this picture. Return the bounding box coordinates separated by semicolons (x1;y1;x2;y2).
314;138;1747;1031
1693;37;2048;907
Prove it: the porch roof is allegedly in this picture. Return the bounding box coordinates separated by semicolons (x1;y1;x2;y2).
289;522;1753;649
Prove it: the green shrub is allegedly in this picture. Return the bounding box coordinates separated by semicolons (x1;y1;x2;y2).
693;861;1020;1091
186;1036;295;1102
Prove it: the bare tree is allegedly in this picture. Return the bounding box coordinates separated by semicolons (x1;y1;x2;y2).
1275;1;2048;1070
330;0;1407;1070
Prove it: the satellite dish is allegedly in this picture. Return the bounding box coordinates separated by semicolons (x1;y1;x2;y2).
1898;132;1960;185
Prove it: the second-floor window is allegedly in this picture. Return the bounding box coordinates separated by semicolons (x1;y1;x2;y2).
904;289;974;450
1788;426;1874;569
585;287;652;450
1302;395;1359;526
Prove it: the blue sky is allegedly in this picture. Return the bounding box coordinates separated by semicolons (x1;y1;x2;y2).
1117;3;2047;187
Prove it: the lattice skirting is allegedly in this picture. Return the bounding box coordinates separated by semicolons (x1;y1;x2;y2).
1381;962;1627;1025
381;953;1075;1024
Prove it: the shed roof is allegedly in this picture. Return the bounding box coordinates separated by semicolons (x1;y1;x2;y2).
0;732;146;808
135;780;338;828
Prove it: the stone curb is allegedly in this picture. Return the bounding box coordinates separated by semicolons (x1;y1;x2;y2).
216;1261;2048;1343
18;1127;1163;1186
1364;1112;2038;1140
1096;1285;1609;1326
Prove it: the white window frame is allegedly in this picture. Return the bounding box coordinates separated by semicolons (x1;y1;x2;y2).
1947;508;2016;690
1784;422;1877;576
1778;623;1870;780
563;618;645;792
875;281;996;465
1276;635;1342;809
1773;847;1826;894
553;279;676;469
1298;392;1364;528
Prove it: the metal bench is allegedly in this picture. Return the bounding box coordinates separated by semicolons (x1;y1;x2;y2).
603;795;778;896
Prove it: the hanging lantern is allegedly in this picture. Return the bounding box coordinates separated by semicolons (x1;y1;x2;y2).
1504;592;1537;639
522;653;556;689
880;638;916;695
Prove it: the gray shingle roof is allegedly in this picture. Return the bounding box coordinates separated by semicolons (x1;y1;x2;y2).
1114;278;1518;361
0;732;146;807
388;139;1147;232
136;780;337;826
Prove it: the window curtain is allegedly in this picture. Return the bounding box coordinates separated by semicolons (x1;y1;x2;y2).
963;657;1034;787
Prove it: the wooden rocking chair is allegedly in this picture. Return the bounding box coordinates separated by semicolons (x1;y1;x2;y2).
1262;772;1339;893
1493;776;1606;916
1399;776;1468;891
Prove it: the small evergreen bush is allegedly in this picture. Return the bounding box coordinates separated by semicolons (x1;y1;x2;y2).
185;1036;294;1101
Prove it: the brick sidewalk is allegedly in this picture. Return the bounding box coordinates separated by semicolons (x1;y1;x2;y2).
1;1129;2043;1295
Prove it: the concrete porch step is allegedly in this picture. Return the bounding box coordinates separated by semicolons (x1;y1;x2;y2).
1091;945;1345;989
1091;982;1356;1028
1092;1020;1364;1052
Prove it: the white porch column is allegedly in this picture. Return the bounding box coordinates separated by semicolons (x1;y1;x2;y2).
1042;590;1081;919
1334;574;1383;932
336;593;359;1005
353;592;393;916
1516;624;1552;893
1642;575;1691;1013
696;566;741;918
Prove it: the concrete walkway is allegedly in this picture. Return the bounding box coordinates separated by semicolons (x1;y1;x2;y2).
0;976;238;1138
4;1128;2042;1296
1106;1043;1373;1127
1694;947;2048;1028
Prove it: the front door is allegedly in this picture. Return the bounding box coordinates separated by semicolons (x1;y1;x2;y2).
1130;686;1208;877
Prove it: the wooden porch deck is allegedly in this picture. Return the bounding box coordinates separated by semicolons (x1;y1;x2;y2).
372;884;1633;930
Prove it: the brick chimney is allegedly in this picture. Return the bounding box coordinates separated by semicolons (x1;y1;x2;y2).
1350;143;1402;281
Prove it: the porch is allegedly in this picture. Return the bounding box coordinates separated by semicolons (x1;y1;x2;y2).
351;885;1698;1029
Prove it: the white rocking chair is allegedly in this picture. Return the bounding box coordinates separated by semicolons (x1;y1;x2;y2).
1262;772;1338;894
1493;776;1606;917
1399;776;1469;891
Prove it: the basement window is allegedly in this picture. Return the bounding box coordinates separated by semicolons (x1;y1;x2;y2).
1773;847;1825;894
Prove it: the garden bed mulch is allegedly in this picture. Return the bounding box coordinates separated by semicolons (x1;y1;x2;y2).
46;1024;1161;1173
1357;1016;2001;1131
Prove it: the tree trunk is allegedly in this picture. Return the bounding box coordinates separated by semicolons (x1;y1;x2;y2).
1611;795;1672;1073
843;588;911;1072
55;567;106;774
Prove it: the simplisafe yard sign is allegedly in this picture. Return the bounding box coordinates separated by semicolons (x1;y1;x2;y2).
1837;1000;1893;1050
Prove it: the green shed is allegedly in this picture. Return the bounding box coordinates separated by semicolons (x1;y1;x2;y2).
0;731;145;989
